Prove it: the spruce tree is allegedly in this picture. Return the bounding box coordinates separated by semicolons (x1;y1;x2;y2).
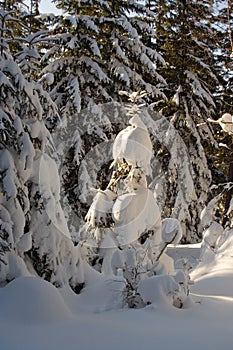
216;0;233;225
147;0;220;241
41;0;167;238
203;0;233;227
0;6;84;289
82;91;190;309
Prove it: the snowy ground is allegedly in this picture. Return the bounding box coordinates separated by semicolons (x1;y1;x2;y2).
1;243;233;350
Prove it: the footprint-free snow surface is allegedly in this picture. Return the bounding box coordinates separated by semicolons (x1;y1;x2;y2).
0;243;233;350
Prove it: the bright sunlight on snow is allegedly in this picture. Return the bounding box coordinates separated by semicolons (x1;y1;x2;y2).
1;3;233;349
0;242;233;350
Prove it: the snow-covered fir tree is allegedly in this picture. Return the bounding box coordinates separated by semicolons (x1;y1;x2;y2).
214;0;233;109
143;0;221;241
37;0;168;239
209;0;233;226
82;91;190;308
0;6;84;290
38;0;227;242
43;0;166;110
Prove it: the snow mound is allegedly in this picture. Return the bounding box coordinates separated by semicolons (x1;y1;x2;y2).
138;275;179;307
0;277;72;324
191;229;233;298
78;277;125;313
62;263;126;313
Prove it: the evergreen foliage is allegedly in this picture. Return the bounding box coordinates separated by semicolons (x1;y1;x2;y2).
82;91;190;308
0;5;84;289
40;0;168;241
0;0;233;294
144;0;222;241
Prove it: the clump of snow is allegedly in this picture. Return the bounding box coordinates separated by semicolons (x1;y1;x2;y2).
112;114;153;175
32;152;71;239
202;221;223;249
77;277;125;313
16;231;32;255
162;218;182;244
39;72;54;85
85;189;116;229
0;277;72;324
83;109;161;248
191;225;233;298
20;133;35;176
208;113;233;134
0;149;19;198
27;119;51;150
0;252;30;285
112;187;161;246
138;275;179;307
200;195;222;228
219;113;233;134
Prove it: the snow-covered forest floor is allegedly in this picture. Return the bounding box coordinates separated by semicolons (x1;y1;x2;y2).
1;243;233;350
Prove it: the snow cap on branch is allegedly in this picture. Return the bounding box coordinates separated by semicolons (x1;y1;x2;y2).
208;113;233;134
112;114;153;175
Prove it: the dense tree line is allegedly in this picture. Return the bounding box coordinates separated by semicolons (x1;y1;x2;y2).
0;0;232;288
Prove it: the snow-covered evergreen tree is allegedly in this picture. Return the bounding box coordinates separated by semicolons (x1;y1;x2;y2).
82;91;190;308
40;0;225;242
145;0;221;241
209;1;233;226
0;7;84;290
214;0;233;110
38;0;167;240
11;0;230;245
43;0;166;110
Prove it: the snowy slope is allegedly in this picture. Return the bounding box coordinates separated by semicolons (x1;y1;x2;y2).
1;242;233;350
